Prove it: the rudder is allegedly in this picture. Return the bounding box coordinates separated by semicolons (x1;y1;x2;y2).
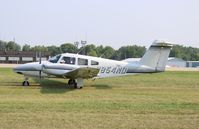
140;40;173;72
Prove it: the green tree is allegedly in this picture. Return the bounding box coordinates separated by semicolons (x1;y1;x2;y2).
60;43;77;53
6;41;21;51
102;46;115;59
31;45;48;52
80;44;97;56
96;45;104;57
47;46;61;56
88;49;97;57
0;40;7;50
170;45;199;61
22;44;31;51
112;50;120;60
116;45;146;60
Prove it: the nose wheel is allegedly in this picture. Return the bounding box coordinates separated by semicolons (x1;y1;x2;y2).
22;77;30;86
22;81;30;86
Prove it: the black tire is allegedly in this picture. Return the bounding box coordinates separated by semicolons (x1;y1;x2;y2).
68;79;72;85
68;79;77;88
22;81;29;86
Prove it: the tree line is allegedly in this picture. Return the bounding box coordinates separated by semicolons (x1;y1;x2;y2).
0;40;199;61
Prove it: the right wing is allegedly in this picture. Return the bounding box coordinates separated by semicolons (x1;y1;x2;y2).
43;63;100;79
64;67;100;79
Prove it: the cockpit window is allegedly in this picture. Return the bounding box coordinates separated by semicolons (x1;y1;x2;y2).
49;55;61;63
60;57;76;65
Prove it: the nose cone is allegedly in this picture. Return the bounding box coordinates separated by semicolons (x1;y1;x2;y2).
13;62;42;74
13;64;26;74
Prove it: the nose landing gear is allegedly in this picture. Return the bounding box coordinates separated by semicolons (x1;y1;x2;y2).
22;77;30;86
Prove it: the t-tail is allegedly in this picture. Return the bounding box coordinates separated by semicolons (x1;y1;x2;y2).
140;40;173;72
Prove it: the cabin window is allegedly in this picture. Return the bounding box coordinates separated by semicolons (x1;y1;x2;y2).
91;60;99;65
49;55;61;63
78;58;88;65
60;57;76;65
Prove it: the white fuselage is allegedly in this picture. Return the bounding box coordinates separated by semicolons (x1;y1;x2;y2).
13;41;173;88
14;53;156;79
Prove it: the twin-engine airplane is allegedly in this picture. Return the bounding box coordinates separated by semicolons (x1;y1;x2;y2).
14;41;173;89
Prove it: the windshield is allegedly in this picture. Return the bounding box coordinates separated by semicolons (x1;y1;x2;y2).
48;55;61;63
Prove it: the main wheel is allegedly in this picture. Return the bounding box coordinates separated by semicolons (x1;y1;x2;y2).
68;79;77;88
22;81;29;86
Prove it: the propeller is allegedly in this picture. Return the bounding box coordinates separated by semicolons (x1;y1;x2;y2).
39;52;42;79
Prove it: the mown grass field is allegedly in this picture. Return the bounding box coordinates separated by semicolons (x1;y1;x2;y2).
0;68;199;129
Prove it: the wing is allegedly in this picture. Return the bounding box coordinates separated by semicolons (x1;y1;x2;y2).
64;67;100;79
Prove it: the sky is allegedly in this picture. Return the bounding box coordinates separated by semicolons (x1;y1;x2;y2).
0;0;199;49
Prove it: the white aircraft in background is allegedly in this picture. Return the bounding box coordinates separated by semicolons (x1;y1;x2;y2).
13;40;173;89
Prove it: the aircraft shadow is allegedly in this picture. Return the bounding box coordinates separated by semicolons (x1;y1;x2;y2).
90;84;112;89
33;78;75;94
1;81;24;86
1;79;112;93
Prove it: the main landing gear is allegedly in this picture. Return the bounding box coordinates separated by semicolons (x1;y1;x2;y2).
21;77;84;89
22;77;30;86
68;78;83;89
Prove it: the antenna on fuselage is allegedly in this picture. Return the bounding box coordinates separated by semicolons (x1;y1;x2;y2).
77;47;84;55
99;53;105;58
99;50;108;58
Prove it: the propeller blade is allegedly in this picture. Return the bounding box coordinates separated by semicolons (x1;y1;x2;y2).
39;64;44;79
39;70;42;79
39;52;41;64
39;52;42;79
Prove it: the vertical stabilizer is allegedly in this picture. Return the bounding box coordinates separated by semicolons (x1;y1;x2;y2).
140;40;173;72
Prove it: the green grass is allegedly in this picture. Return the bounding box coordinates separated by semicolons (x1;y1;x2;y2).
0;68;199;129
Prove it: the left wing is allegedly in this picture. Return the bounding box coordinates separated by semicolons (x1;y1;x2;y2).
64;67;100;79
